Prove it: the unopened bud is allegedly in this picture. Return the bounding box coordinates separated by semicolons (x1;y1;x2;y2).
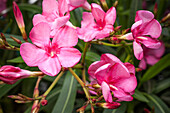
15;100;32;103
10;36;22;44
100;0;108;11
114;26;121;32
160;13;170;23
144;108;150;113
96;102;121;109
136;68;142;72
41;100;48;106
113;0;118;8
122;28;130;34
154;3;158;18
0;33;8;46
92;84;101;88
13;2;28;42
8;95;23;100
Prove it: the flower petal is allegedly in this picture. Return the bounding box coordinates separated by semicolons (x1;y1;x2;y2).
58;0;69;16
52;26;78;47
33;14;47;26
124;62;135;75
145;55;159;65
141;19;162;38
38;56;61;76
139;58;147;70
105;7;116;25
57;48;81;67
138;36;161;49
101;53;122;64
113;88;133;101
101;81;113;103
133;41;143;60
42;0;58;15
123;33;134;40
69;0;85;7
20;43;46;66
135;10;154;23
91;3;105;23
88;61;106;78
29;22;50;48
114;74;137;93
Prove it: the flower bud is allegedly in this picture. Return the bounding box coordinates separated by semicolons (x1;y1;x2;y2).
41;100;48;106
10;36;22;44
0;65;43;84
13;2;28;42
95;102;121;109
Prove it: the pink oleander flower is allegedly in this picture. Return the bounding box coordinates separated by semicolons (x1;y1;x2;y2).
139;42;165;70
0;0;7;13
77;3;116;42
20;22;81;76
67;0;91;11
13;2;27;41
124;10;162;60
33;0;73;38
0;65;42;84
88;54;137;102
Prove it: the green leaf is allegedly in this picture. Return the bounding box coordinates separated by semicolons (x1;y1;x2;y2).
18;3;42;14
128;0;142;27
7;56;24;63
86;51;100;62
144;93;170;113
139;54;170;87
152;78;170;94
0;80;21;98
133;90;149;102
52;71;77;113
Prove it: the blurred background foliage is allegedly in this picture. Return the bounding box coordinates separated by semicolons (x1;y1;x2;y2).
0;0;170;113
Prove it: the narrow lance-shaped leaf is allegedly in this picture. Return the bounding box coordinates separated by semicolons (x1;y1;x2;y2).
52;71;77;113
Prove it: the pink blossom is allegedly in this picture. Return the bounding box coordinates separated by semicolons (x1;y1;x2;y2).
67;0;91;11
88;54;137;102
96;102;121;109
20;22;81;76
77;3;116;42
139;42;165;70
0;0;7;14
33;0;73;38
0;65;42;84
124;10;162;60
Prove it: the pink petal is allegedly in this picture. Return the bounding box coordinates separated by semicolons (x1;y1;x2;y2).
138;58;147;70
20;43;46;66
143;42;165;58
32;14;47;26
131;20;142;32
81;1;91;11
29;22;50;48
69;0;85;7
112;88;133;101
133;41;143;60
88;61;106;78
105;7;116;25
145;55;159;65
124;62;135;75
42;0;58;15
114;74;137;93
101;81;113;103
94;63;111;84
91;3;105;23
123;33;134;40
95;24;113;39
58;0;69;16
101;53;122;65
135;10;154;23
138;36;161;49
52;26;78;48
80;12;95;28
38;56;61;76
141;19;162;38
108;63;130;82
57;48;81;67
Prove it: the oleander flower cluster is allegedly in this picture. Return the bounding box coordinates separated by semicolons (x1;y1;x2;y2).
0;0;165;112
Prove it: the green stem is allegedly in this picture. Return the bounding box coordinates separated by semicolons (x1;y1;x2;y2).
43;71;64;97
91;41;122;47
81;42;89;64
68;67;90;99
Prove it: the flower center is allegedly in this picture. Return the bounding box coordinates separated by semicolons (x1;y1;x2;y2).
45;43;60;58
